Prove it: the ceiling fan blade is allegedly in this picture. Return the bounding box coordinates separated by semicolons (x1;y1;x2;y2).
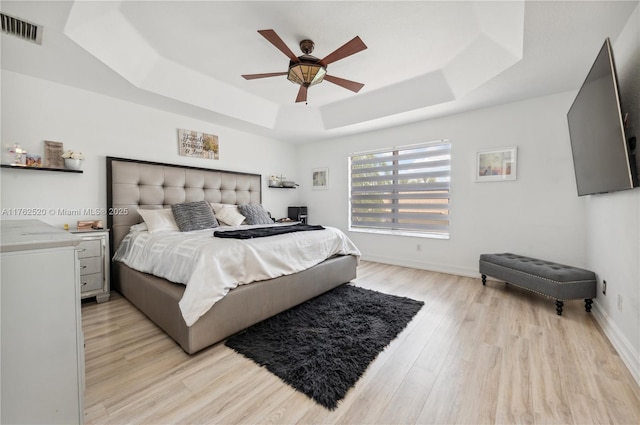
295;86;308;103
324;75;365;93
242;72;288;80
258;29;300;63
319;36;367;66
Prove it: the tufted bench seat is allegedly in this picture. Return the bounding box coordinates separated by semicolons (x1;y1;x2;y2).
479;253;597;315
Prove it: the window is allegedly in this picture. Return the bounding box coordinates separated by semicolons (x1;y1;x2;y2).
349;140;451;239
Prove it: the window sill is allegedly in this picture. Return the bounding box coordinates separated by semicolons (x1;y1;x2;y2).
348;227;449;240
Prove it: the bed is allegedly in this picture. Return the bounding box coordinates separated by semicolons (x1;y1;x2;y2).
106;156;359;354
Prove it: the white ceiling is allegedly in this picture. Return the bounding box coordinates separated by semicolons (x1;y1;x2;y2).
1;1;638;143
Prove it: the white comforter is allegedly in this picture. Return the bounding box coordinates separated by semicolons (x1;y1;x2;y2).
113;224;361;326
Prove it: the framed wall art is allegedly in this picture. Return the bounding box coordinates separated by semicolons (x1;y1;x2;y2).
312;167;329;190
177;128;219;160
44;140;64;168
476;147;517;182
25;154;42;167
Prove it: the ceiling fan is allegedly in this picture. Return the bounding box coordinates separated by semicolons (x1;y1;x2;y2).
242;29;367;103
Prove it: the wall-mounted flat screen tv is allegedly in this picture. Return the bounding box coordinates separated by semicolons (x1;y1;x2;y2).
567;37;636;196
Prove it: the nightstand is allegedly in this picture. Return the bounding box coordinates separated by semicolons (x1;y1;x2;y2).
72;229;110;303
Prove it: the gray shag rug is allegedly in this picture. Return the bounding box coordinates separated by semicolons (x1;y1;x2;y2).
224;284;424;410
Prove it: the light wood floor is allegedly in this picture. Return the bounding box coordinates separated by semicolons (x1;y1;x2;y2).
82;261;640;424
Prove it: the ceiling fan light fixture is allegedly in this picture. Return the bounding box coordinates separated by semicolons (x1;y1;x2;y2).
287;61;327;87
243;30;366;102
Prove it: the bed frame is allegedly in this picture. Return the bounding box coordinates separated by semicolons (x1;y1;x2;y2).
106;157;357;354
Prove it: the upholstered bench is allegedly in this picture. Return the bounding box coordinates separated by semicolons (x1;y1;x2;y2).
479;253;597;315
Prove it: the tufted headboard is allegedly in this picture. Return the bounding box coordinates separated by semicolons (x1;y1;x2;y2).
106;156;261;258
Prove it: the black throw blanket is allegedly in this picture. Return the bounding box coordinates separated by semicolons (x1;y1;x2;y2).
214;223;325;239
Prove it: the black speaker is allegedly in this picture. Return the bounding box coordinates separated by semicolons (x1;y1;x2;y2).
288;206;307;223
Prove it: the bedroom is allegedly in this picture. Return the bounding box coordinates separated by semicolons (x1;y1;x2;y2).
1;0;639;423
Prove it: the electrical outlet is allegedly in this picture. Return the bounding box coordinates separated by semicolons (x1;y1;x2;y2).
618;294;623;312
603;279;607;295
416;244;422;252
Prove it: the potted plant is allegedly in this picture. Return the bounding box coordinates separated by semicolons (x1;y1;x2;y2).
61;150;84;170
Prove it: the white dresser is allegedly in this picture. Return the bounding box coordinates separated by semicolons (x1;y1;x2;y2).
1;220;84;424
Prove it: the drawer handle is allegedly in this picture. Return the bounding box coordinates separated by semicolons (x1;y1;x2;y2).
82;281;88;286
81;265;87;269
78;248;87;252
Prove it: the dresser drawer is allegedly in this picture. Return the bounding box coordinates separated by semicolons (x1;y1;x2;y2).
80;273;103;293
79;256;101;275
72;230;110;303
77;239;101;259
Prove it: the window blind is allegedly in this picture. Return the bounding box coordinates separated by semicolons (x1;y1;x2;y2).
349;140;451;237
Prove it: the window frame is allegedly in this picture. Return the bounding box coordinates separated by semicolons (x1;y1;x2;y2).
348;140;451;240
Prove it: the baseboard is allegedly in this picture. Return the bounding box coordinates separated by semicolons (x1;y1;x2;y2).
360;254;479;279
360;255;640;387
591;300;640;386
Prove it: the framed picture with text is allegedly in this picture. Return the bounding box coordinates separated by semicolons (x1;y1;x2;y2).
44;140;64;168
177;128;219;160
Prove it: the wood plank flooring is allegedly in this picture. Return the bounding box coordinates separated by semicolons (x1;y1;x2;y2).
82;261;640;424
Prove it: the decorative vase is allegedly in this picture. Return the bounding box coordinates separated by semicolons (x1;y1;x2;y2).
64;158;83;170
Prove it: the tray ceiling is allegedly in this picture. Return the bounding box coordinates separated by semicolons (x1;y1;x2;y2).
1;1;637;142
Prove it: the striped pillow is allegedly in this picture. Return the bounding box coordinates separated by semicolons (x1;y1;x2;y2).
171;200;219;232
238;204;273;225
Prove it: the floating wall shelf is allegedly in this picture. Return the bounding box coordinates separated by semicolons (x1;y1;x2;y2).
1;164;83;174
268;185;296;189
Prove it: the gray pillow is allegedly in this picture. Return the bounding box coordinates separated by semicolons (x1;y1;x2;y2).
171;200;219;232
238;204;273;225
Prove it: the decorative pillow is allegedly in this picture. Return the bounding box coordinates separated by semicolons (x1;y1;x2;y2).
171;200;219;232
137;208;179;233
238;204;273;225
214;205;246;226
129;222;148;232
210;203;229;213
210;203;235;215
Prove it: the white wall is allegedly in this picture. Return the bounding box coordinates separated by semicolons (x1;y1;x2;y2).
0;71;300;227
297;91;587;277
586;5;640;383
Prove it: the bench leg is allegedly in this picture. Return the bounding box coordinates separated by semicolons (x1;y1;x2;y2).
585;298;593;313
555;300;564;316
481;274;486;286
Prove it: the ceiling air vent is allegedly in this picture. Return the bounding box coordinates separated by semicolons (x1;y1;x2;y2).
1;13;42;45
